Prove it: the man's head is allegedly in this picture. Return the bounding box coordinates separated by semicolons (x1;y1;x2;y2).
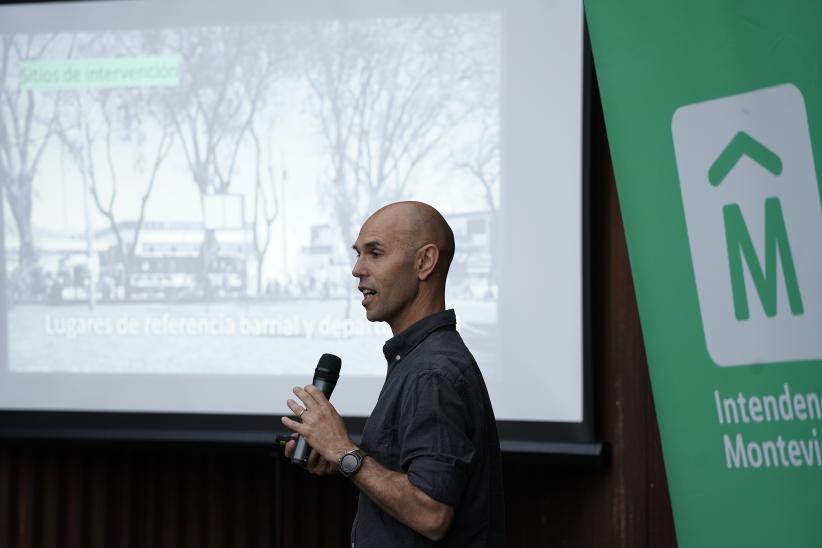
352;201;455;335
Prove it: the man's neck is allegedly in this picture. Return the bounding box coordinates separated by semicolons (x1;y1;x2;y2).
389;294;446;336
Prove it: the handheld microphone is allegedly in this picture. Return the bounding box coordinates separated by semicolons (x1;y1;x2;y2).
291;353;342;467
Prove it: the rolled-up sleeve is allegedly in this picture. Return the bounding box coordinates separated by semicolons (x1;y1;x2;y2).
399;370;475;507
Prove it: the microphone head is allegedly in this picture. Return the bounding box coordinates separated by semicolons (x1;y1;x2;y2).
314;353;341;383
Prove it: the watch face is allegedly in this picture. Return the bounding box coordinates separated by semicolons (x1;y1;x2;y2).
341;453;359;475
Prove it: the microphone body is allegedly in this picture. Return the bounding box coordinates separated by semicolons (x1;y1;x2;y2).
291;353;342;466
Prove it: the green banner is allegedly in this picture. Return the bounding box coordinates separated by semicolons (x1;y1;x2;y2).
585;1;822;547
20;56;180;90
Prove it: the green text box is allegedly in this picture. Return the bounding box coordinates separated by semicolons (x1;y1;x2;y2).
20;56;180;90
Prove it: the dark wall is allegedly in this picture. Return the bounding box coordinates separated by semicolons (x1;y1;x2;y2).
0;80;678;548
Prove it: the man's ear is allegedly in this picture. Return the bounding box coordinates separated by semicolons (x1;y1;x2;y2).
416;244;439;281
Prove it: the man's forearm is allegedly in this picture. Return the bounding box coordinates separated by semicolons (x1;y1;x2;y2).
280;386;454;540
350;454;454;542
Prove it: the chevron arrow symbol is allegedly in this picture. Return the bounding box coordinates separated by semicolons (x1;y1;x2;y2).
707;131;783;186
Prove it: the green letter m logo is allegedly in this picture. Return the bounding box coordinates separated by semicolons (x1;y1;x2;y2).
723;198;804;320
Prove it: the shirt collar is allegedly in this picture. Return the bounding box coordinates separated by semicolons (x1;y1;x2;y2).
382;309;456;367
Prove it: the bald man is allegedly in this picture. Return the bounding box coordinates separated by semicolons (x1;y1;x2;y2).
282;202;505;547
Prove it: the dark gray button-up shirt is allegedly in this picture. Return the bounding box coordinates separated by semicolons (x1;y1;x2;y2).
351;309;505;547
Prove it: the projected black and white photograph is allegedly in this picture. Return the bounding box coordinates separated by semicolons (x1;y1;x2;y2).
1;15;501;376
0;0;584;422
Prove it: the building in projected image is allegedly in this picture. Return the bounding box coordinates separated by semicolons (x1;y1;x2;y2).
98;221;252;301
3;221;254;304
447;210;496;300
297;223;352;299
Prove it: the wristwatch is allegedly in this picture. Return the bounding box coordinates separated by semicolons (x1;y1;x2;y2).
338;448;367;477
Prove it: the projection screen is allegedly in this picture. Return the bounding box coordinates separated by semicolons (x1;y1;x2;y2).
0;0;590;446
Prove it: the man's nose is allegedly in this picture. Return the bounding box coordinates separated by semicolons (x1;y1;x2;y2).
352;257;364;278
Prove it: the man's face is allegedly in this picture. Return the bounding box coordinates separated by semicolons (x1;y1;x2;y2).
351;211;419;329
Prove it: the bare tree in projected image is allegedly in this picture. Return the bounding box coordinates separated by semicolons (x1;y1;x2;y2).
248;124;280;298
303;16;478;317
157;26;290;300
58;32;175;302
0;34;66;302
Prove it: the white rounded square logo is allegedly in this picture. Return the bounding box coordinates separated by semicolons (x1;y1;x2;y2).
672;83;822;367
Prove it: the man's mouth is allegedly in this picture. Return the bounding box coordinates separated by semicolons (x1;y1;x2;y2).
359;287;377;305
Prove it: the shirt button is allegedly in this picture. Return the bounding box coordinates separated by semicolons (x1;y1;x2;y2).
395;354;401;361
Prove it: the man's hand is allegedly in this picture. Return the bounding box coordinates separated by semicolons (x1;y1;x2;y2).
281;384;356;466
283;433;338;476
